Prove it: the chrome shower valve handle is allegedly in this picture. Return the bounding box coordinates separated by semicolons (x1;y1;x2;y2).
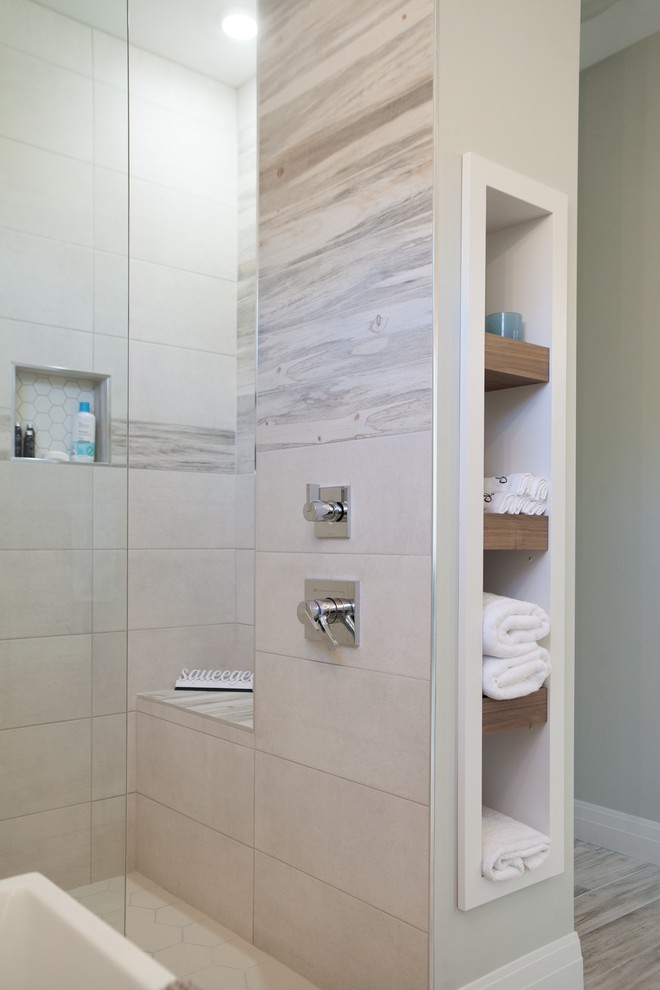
296;593;358;650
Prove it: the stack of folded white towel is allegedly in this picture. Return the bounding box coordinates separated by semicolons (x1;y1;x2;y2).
482;592;551;699
483;472;548;515
482;805;551;881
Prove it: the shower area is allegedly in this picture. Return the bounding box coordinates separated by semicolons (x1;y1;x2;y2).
0;0;256;939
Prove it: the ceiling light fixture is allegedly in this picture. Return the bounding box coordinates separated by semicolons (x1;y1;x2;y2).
220;8;257;40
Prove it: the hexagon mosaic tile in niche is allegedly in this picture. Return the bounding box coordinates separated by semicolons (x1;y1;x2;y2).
15;369;96;458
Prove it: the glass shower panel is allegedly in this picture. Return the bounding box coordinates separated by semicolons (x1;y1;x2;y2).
0;0;129;932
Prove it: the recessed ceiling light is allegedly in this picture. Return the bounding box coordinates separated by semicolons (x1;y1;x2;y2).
220;9;257;40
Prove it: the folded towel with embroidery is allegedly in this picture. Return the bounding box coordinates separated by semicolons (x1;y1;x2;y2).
484;473;533;496
483;592;550;657
482;806;551;881
482;645;551;699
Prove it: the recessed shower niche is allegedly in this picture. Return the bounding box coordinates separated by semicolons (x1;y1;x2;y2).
12;364;111;464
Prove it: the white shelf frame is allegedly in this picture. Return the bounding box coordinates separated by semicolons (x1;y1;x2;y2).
458;153;568;910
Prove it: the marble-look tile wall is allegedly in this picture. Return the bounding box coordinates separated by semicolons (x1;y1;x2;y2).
254;3;434;989
0;0;129;889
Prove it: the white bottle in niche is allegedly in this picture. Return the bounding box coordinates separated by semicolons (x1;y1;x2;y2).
72;401;96;462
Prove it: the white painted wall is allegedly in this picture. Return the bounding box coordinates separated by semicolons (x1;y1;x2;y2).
433;0;581;985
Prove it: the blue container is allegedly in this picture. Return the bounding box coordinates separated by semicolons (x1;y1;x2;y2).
485;311;523;340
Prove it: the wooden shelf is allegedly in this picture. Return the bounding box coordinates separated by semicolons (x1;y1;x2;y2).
484;334;549;391
483;687;548;734
483;513;548;550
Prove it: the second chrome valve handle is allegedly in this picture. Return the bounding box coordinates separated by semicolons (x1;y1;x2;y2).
302;484;351;538
296;596;356;651
303;484;346;523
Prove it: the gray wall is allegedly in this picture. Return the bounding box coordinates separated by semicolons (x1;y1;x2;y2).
576;29;660;823
433;0;580;985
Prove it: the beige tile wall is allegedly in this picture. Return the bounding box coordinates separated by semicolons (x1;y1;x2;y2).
134;704;255;941
252;1;435;986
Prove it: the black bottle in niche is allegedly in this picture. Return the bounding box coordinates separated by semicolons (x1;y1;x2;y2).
14;423;22;457
22;423;35;458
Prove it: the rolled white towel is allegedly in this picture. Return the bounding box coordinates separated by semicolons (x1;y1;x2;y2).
529;477;549;501
484;473;532;496
518;498;548;516
482;645;551;699
482;806;551;881
484;492;518;514
483;592;550;657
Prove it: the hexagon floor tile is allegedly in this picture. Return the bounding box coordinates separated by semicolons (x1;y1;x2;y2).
68;873;322;990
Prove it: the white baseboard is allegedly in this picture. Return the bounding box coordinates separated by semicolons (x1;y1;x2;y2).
575;799;660;865
458;933;583;990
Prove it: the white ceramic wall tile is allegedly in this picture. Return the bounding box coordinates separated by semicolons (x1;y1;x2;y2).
93;81;128;173
129;95;237;204
0;45;93;159
137;712;254;845
238;77;257;129
235;550;254;627
93;548;127;633
235;473;255;550
129;178;236;280
234;623;254;672
126;710;137;795
93;466;128;549
255;551;431;680
0;321;93;408
127;625;241;706
128;47;236;129
136;795;253;941
0;633;91;730
0;462;93;549
253;852;428;990
92;631;127;716
0;0;93;74
129;260;236;356
93;30;127;90
129;341;235;431
93;331;128;421
129;470;235;550
254;652;430;804
255;431;432;556
128;549;236;630
93;167;128;255
125;791;136;874
0;802;91;890
0;228;93;330
0;137;93;245
92;713;127;800
0;549;92;637
254;752;428;930
93;251;128;337
0;718;91;818
91;795;126;882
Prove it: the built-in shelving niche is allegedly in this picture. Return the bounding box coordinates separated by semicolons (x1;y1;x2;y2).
458;153;568;910
11;364;111;464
